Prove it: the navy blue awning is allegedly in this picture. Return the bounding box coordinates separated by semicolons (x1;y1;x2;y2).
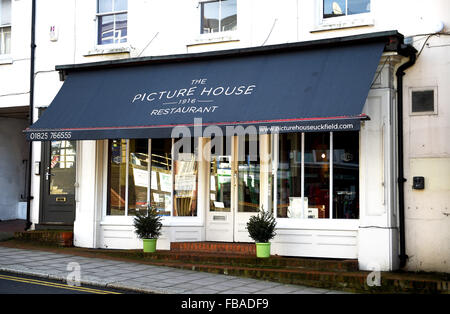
25;41;385;141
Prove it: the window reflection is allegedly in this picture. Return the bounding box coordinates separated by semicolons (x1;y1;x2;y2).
127;139;149;216
174;139;198;217
304;133;329;219
201;0;237;34
237;135;260;213
323;0;370;18
49;141;76;196
210;137;232;212
277;133;302;218
108;139;127;215
150;139;172;216
333;132;359;219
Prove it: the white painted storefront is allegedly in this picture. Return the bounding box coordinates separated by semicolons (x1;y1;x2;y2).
2;0;447;274
68;54;401;272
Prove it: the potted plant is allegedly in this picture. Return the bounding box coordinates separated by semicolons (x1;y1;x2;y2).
133;204;163;253
246;208;277;258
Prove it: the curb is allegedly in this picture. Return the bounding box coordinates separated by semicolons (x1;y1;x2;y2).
0;265;160;294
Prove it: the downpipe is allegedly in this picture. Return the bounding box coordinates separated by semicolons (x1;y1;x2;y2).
395;45;417;268
25;0;36;231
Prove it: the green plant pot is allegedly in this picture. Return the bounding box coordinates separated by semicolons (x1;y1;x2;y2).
142;238;157;253
255;242;271;258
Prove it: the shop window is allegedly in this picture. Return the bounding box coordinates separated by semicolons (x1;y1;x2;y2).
210;137;232;212
237;135;260;213
323;0;370;18
107;138;199;217
332;132;359;219
0;0;11;55
276;133;302;218
304;133;330;219
151;138;173;216
272;131;359;220
97;0;127;45
173;139;198;217
411;88;437;114
201;0;237;34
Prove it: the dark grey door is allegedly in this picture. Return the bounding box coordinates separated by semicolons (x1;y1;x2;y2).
40;141;76;225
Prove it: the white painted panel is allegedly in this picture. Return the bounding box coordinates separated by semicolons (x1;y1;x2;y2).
272;228;358;259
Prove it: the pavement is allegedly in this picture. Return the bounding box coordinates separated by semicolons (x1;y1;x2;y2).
0;246;350;294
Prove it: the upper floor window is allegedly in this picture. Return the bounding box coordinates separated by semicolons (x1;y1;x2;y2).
97;0;127;45
0;0;11;55
201;0;237;34
323;0;370;19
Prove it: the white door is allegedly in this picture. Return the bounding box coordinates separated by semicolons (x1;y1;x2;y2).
206;136;261;242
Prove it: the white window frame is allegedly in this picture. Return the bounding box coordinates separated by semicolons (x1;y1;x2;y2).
95;0;128;47
312;0;374;33
409;86;438;116
102;139;200;223
193;0;239;46
272;131;360;221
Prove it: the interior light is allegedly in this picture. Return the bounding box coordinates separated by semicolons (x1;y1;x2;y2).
321;153;326;159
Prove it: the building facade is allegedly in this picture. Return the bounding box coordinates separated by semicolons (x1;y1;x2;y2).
1;0;449;273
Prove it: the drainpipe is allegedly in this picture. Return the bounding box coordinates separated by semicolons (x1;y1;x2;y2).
395;44;417;268
25;0;36;231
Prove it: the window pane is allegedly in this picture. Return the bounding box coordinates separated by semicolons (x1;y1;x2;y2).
277;133;302;218
0;0;11;25
0;26;10;54
323;0;346;18
333;132;359;219
114;0;127;11
151;139;172;216
221;0;237;32
237;135;260;213
115;13;127;43
201;1;220;33
412;90;434;113
49;141;76;196
210;137;232;212
108;139;126;216
348;0;370;15
174;139;198;217
304;133;329;219
127;139;149;216
98;15;114;45
98;0;113;13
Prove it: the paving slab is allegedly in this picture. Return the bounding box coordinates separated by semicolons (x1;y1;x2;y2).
0;246;349;294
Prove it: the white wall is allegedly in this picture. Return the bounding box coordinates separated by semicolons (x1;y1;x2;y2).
14;0;449;272
0;118;28;220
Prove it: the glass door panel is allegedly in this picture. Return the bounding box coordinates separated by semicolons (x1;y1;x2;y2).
237;135;260;213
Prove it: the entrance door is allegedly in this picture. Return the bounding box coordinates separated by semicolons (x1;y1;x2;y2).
40;141;76;225
206;136;260;242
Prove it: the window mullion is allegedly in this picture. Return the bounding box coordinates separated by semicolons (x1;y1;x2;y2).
218;0;222;32
273;133;278;219
301;132;305;219
329;132;333;219
148;139;151;208
125;139;129;216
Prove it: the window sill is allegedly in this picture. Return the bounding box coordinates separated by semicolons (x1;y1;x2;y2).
311;17;374;33
84;46;131;57
0;56;13;65
187;31;239;47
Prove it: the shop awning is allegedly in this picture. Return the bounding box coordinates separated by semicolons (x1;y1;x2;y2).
25;39;386;141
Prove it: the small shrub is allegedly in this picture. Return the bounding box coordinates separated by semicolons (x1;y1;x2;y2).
246;208;276;243
133;204;163;239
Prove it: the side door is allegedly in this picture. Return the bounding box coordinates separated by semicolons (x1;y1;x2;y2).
40;141;76;225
